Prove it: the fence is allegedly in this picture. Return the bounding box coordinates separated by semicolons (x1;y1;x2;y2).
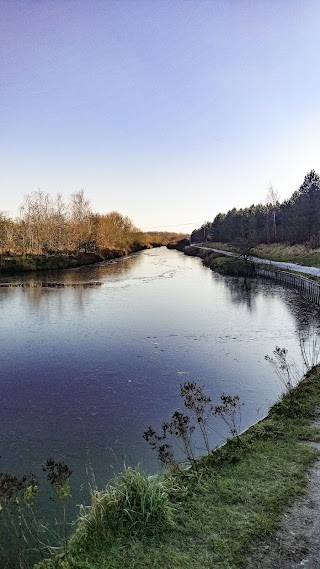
256;268;320;306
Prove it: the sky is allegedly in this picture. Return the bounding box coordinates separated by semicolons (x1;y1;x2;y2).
1;0;320;232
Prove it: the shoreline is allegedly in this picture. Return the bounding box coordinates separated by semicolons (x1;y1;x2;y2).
33;367;320;569
0;244;151;278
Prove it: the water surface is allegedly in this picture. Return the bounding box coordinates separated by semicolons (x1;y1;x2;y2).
1;247;319;511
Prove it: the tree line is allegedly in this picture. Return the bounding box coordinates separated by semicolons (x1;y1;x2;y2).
0;189;181;259
191;170;320;246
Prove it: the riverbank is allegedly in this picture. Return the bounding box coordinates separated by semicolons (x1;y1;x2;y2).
172;241;256;277
32;365;320;569
170;240;320;282
195;242;320;273
0;233;186;277
0;246;147;276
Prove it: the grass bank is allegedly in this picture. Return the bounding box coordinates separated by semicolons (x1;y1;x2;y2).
182;245;255;277
196;242;320;268
33;369;320;569
187;242;320;282
253;243;320;267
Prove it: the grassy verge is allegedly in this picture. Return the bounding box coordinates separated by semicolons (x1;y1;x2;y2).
204;255;255;276
183;246;255;277
194;242;235;253
196;242;320;268
192;242;320;281
252;243;320;267
34;369;320;569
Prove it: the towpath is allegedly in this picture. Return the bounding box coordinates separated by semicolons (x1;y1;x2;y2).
191;245;320;277
245;413;320;568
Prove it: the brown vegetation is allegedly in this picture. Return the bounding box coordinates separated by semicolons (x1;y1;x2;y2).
143;232;188;247
0;190;143;258
0;190;187;273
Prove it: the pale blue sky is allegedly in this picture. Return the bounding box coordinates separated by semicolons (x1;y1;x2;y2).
1;0;320;231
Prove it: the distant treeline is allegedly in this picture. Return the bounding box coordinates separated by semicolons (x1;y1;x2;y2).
0;190;184;257
191;170;320;246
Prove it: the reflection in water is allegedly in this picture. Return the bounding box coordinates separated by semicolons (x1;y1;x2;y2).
1;247;320;536
0;253;144;312
282;293;320;332
0;251;143;286
219;274;257;312
217;269;320;334
68;253;144;282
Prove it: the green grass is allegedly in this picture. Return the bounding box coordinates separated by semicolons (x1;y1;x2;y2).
34;369;320;569
252;243;320;267
183;245;255;276
199;242;320;268
69;467;177;552
206;256;255;276
194;242;320;280
195;242;235;253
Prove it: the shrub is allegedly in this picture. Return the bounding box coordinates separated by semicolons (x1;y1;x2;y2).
209;256;255;276
69;467;176;553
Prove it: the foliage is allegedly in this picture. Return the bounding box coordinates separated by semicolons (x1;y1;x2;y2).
206;255;255;276
0;190;189;274
299;325;320;371
42;459;72;503
0;459;73;568
214;394;242;439
180;381;213;453
0;472;42;566
144;382;242;474
191;170;320;248
266;330;320;414
0;472;38;507
0;190;148;263
265;346;300;397
166;238;190;251
144;232;188;247
68;467;176;554
43;459;72;555
143;411;196;470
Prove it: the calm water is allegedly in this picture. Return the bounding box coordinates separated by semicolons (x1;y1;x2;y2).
1;247;319;514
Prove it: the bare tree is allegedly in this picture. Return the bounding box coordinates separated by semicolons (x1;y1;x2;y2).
51;193;67;252
19;190;53;253
69;189;93;252
3;189;142;259
265;185;280;242
0;212;10;266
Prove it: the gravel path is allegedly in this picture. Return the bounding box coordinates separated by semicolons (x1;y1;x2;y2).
245;416;320;569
